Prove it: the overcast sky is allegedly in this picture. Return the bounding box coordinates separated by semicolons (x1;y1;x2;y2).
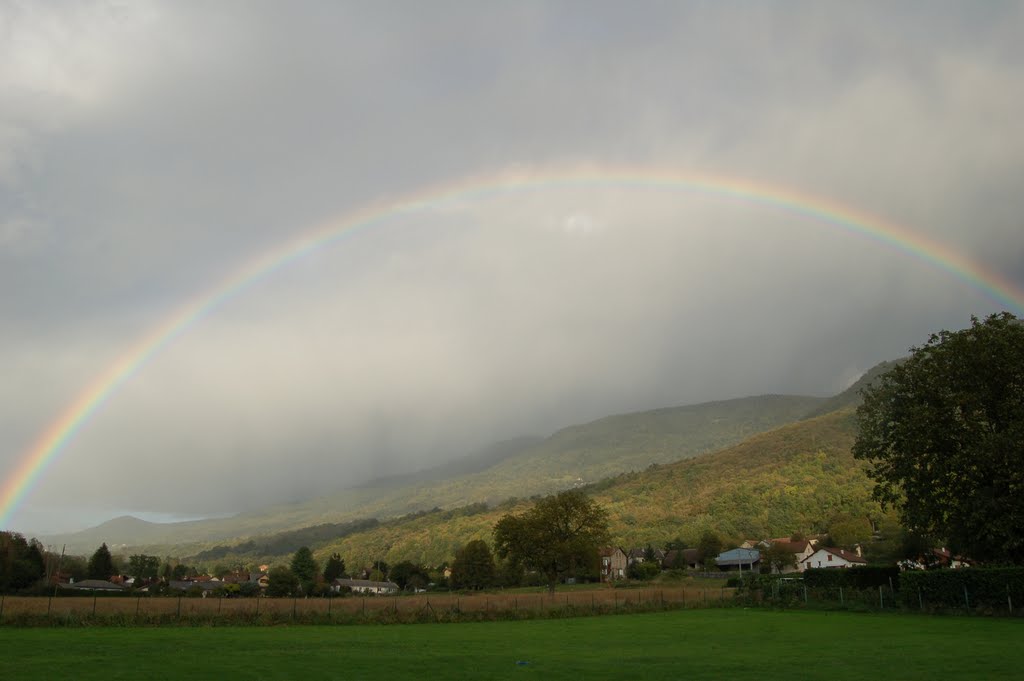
3;1;1023;534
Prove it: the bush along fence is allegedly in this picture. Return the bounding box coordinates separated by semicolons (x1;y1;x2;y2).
0;586;740;627
741;567;1024;616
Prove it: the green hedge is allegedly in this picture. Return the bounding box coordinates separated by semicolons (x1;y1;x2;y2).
803;565;900;590
898;568;1024;609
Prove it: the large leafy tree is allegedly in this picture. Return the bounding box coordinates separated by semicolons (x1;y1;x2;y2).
449;540;495;591
762;543;798;574
853;313;1024;564
266;565;299;597
389;560;429;591
87;543;115;580
128;554;161;582
290;546;319;595
493;490;609;594
322;553;347;583
696;530;722;569
0;532;46;592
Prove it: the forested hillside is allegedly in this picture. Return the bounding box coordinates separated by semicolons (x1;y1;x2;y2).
179;408;878;570
52;393;825;553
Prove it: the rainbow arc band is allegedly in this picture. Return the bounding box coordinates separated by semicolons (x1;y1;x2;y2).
2;164;1022;528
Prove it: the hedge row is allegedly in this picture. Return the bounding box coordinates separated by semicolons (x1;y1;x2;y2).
802;565;900;589
898;568;1024;609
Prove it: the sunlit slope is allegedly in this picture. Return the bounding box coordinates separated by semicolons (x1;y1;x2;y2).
298;394;826;527
190;407;872;569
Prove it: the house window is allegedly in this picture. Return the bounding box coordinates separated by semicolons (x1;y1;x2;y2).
827;554;832;562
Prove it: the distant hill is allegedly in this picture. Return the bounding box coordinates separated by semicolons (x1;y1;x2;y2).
179;408;877;570
802;360;901;419
48;393;826;554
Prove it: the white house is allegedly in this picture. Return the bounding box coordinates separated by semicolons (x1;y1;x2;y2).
801;547;867;569
332;578;399;595
763;539;816;573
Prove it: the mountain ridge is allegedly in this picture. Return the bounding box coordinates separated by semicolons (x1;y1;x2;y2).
41;364;895;556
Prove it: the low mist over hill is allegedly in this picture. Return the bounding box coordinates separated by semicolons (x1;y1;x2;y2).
46;392;829;554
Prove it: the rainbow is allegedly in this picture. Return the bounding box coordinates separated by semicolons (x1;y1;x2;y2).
2;164;1022;530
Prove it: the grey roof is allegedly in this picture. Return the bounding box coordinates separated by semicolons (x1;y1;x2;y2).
66;579;126;591
333;578;399;590
715;548;761;566
168;580;223;591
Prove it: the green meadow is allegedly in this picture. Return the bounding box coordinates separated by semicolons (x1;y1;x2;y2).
2;609;1021;680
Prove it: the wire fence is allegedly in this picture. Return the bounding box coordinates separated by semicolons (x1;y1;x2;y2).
743;580;1023;616
0;586;739;626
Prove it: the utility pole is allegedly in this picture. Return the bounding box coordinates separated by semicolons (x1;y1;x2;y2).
52;545;66;598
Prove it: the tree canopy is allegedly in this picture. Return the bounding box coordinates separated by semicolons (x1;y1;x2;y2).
266;565;299;597
87;543;115;581
290;546;319;595
389;560;429;591
128;554;160;581
493;489;609;593
0;532;45;592
322;553;347;583
449;540;495;590
696;530;722;568
853;313;1024;564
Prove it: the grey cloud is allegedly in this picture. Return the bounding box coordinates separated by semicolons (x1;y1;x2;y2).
3;2;1024;531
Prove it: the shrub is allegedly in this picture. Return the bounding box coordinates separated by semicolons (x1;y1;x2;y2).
803;565;899;590
899;568;1024;610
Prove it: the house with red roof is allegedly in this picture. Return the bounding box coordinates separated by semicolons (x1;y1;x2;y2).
801;546;867;569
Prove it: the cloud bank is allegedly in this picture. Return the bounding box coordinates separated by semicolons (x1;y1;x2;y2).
2;2;1022;532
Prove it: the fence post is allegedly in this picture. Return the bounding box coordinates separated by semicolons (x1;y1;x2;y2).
1;595;5;621
176;595;181;619
48;595;53;616
839;587;844;606
803;585;807;605
328;596;332;616
879;586;884;609
93;594;98;616
964;585;970;611
918;588;923;611
1008;585;1013;615
704;590;708;607
292;597;297;619
136;596;141;618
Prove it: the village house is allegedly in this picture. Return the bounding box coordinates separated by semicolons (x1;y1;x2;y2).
661;548;701;570
763;538;816;573
64;579;127;592
626;547;665;565
332;578;399;595
899;547;973;570
801;547;867;569
715;548;761;573
598;547;628;581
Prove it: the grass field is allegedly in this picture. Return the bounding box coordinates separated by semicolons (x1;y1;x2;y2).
2;609;1021;680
